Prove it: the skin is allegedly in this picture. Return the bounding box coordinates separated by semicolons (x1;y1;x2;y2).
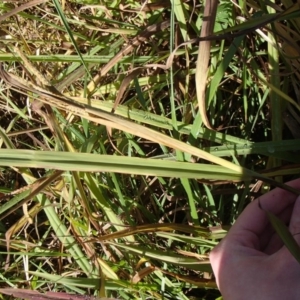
210;178;300;300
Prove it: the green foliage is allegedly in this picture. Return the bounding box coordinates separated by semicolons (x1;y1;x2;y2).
0;0;300;299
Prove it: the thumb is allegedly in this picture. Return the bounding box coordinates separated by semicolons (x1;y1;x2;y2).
289;196;300;244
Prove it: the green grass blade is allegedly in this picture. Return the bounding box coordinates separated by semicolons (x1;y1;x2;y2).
51;0;92;80
262;206;300;264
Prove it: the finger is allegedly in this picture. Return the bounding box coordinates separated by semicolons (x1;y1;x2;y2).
228;179;300;245
289;195;300;243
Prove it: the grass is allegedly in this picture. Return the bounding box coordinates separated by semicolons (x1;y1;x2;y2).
0;0;300;299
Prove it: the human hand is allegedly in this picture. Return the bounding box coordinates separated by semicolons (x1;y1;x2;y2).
210;179;300;300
